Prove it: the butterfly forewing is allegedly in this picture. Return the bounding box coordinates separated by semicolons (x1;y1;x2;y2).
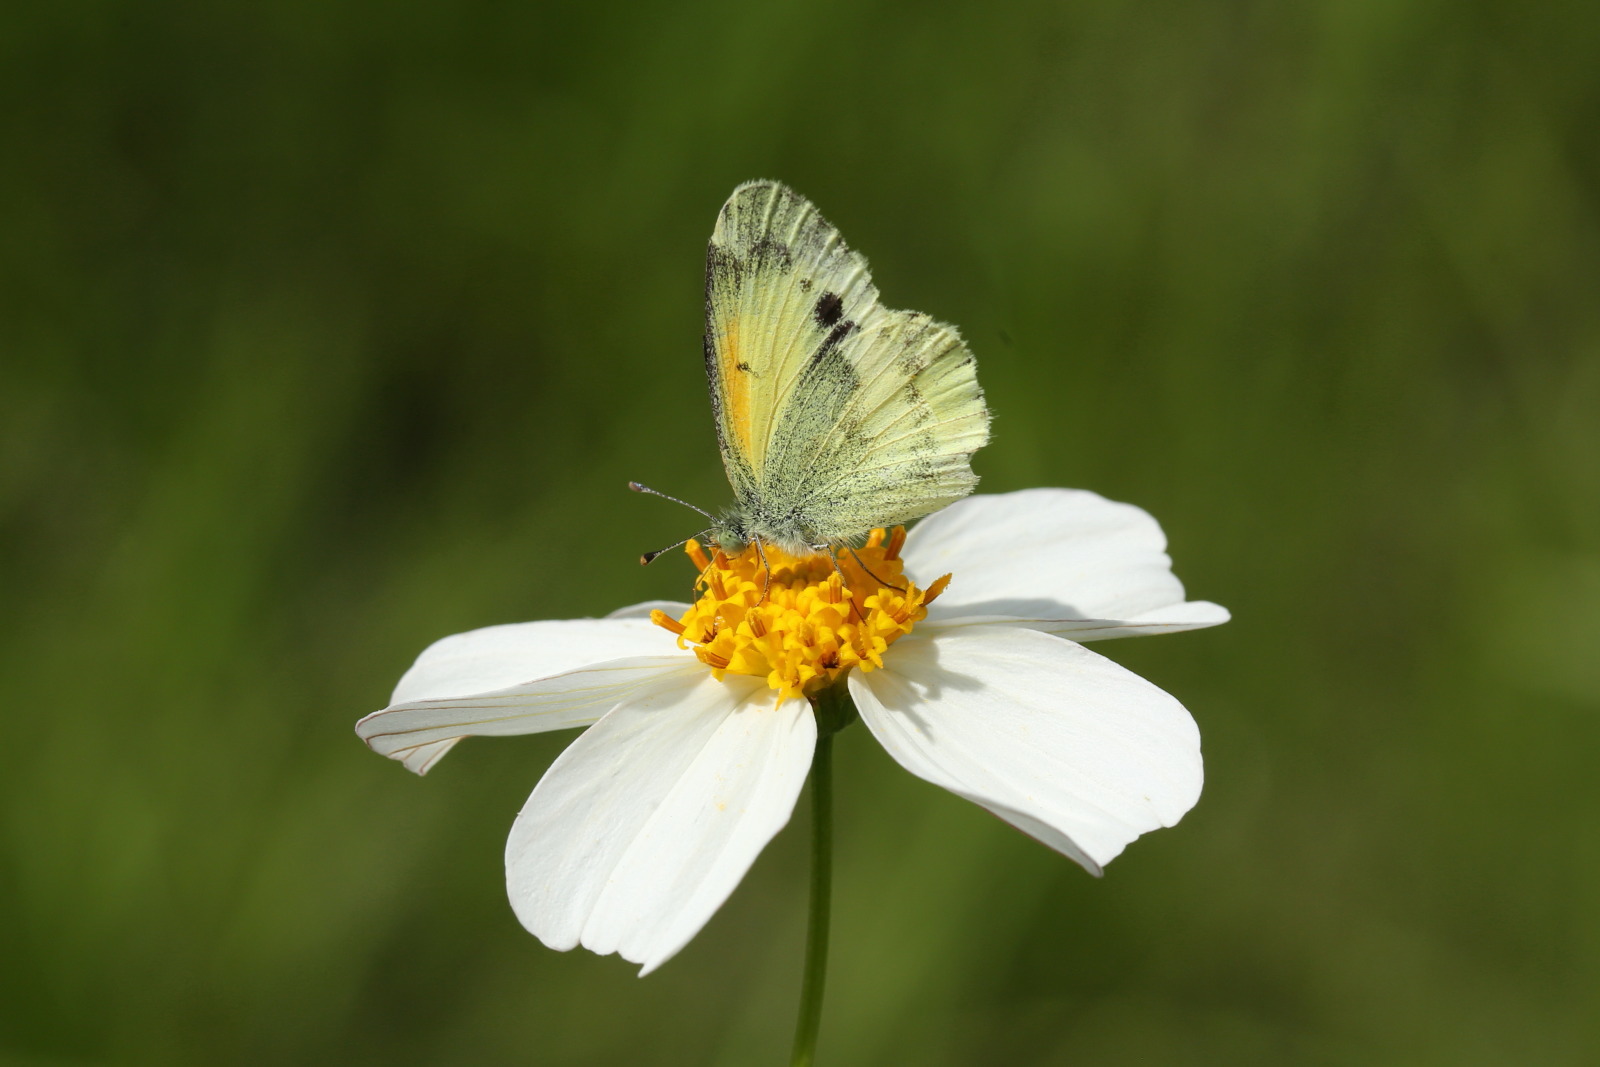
705;182;879;491
704;180;988;547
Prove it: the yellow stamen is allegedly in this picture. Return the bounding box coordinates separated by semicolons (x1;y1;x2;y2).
885;526;907;561
653;528;950;701
649;610;686;636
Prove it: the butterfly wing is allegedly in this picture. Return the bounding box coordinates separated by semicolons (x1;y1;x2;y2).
704;181;989;544
765;307;990;543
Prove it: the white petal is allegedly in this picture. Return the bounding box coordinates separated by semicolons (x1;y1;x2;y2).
902;489;1227;640
606;600;693;620
356;618;696;775
925;601;1231;642
850;625;1201;874
358;656;699;775
506;672;814;974
391;618;676;704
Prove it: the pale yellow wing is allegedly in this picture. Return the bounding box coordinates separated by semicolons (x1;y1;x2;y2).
766;307;990;542
704;181;989;542
705;181;876;494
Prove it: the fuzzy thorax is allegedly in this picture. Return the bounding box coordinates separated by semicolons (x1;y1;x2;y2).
651;527;950;701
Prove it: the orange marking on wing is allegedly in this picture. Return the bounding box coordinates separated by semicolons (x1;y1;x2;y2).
718;316;752;457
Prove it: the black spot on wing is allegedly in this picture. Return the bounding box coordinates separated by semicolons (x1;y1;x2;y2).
799;277;814;292
810;318;857;366
814;291;844;328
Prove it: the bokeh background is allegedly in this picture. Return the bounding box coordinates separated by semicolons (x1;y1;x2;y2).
4;1;1598;1063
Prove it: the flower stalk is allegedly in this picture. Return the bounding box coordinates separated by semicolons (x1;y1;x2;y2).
791;682;856;1067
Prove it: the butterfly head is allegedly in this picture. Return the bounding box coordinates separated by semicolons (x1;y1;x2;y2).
708;511;751;557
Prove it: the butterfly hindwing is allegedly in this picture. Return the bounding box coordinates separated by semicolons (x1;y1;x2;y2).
770;309;989;542
704;181;989;547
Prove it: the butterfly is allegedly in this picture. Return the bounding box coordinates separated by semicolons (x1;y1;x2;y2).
635;180;989;562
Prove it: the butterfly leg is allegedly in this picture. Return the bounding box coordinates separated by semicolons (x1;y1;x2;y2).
820;545;868;622
752;538;773;603
844;545;906;592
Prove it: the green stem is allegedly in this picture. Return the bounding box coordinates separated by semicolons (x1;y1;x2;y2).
790;731;832;1067
791;683;854;1067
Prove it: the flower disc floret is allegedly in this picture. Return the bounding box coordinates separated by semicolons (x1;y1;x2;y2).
650;527;950;700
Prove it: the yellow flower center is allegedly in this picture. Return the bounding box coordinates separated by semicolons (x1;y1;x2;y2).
650;527;951;701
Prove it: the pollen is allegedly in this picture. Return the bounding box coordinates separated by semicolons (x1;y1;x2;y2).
649;528;950;702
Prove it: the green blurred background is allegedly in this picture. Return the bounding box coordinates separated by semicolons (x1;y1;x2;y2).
3;0;1598;1063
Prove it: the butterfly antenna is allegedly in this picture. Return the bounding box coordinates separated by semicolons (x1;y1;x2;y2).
628;481;716;520
639;530;710;567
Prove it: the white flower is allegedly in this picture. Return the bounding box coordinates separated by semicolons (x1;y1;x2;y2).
356;488;1228;974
